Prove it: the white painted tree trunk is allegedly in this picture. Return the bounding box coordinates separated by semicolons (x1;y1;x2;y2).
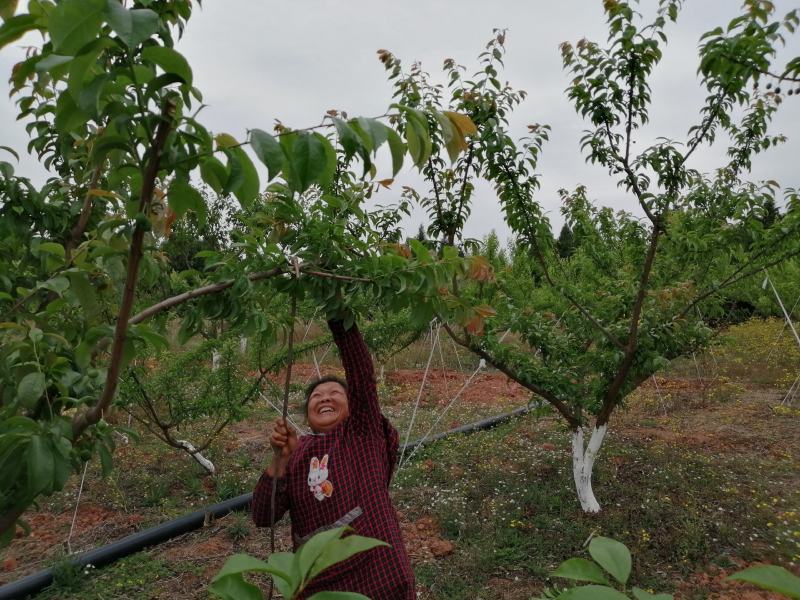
211;349;221;371
239;337;248;354
571;424;607;513
176;439;215;474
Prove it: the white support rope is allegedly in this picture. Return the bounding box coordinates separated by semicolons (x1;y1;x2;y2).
300;309;320;344
692;351;705;378
435;325;451;397
782;374;800;406
399;358;486;470
259;391;308;435
651;375;668;416
765;274;800;349
398;324;440;468
766;293;800;362
304;343;333;385
66;460;89;554
311;347;322;379
449;336;463;372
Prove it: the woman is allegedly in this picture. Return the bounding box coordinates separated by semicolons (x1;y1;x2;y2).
252;318;415;599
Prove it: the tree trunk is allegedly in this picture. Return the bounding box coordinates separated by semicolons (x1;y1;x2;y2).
211;349;221;371
571;424;607;513
176;439;215;475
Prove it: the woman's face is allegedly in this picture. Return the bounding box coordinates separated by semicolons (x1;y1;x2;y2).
306;381;349;433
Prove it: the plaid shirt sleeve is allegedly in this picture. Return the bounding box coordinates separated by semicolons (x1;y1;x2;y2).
328;319;382;436
251;469;290;527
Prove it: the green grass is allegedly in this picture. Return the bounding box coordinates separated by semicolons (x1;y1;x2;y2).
394;413;796;597
39;553;173;600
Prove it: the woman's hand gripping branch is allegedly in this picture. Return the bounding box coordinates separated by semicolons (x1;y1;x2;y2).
267;418;298;478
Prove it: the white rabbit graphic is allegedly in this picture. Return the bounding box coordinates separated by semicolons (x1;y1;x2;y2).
307;454;333;501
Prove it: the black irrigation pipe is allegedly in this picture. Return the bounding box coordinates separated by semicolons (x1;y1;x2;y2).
0;403;535;600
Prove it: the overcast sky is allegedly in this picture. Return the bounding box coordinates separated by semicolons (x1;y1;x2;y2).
2;1;799;241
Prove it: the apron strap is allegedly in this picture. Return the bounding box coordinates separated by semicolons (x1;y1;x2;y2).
293;506;364;547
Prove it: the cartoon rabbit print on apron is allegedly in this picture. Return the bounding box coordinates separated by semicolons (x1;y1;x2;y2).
308;454;333;501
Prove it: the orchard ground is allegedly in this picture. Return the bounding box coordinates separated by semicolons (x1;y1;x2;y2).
0;318;798;599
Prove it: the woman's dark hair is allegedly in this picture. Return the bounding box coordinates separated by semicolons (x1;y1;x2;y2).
303;375;349;415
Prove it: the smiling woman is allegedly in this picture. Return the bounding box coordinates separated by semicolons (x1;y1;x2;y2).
304;375;350;433
251;318;416;599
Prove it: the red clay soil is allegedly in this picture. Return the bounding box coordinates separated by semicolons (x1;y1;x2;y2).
263;362;531;407
397;514;455;562
385;368;530;407
1;503;143;582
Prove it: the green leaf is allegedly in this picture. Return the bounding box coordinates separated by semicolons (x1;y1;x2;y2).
315;133;338;190
226;148;260;208
17;372;45;409
297;527;348;583
214;554;280;580
631;588;673;600
396;105;431;169
67;272;99;320
131;324;170;350
27;435;54;496
168;178;206;219
38;242;66;259
552;558;611;585
105;0;159;47
0;145;19;161
558;585;630;600
332;118;363;162
307;593;372;600
74;341;91;370
215;133;239;150
35;54;74;73
90;134;130;165
141;46;192;85
386;128;405;177
307;533;388;582
96;442;113;476
39;276;70;295
266;552;300;599
200;157;228;194
250;128;285;182
54;91;89;132
208;574;264;600
588;537;632;585
727;565;800;599
49;0;106;55
0;14;38;51
289;132;326;193
0;0;19;21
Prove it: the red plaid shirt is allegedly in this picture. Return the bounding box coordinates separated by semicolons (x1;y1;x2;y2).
252;320;416;599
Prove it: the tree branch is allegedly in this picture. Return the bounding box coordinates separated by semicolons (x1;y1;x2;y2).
674;240;800;322
72;99;177;439
496;161;626;351
597;226;661;424
442;322;582;428
129;266;286;325
450;143;475;246
65;165;103;262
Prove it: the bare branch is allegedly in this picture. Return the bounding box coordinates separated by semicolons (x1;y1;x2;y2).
129;266;286;325
442;322;582;428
